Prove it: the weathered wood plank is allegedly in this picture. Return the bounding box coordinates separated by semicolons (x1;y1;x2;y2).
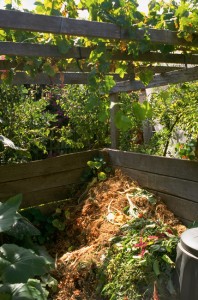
117;167;198;202
1;42;198;65
17;185;77;208
0;42;91;58
0;71;127;85
110;94;120;149
112;51;198;65
106;149;198;182
1;66;195;86
10;72;89;85
0;9;197;46
111;66;198;93
155;192;198;222
0;60;184;75
0;168;84;201
0;150;99;183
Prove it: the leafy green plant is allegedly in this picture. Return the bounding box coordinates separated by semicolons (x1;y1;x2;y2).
57;85;110;151
175;138;198;161
99;218;179;300
0;84;58;163
21;206;66;244
87;157;111;182
0;194;57;299
149;82;198;158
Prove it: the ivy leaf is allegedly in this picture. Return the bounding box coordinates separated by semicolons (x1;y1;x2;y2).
132;101;152;122
115;67;127;79
132;102;146;121
101;75;115;94
138;69;154;86
115;111;131;131
56;38;71;54
43;63;56;77
142;101;153;119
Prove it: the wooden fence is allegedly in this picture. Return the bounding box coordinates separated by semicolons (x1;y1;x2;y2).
0;149;197;224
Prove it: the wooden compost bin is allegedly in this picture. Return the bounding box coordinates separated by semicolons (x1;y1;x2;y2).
107;149;198;225
0;149;198;225
0;150;101;208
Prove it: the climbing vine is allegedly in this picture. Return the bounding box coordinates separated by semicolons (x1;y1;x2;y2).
0;0;198;138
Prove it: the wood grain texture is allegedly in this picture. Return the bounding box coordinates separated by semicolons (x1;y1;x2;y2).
117;167;198;202
0;42;91;59
155;192;198;222
0;168;84;200
0;150;99;183
18;185;78;208
1;42;198;65
111;66;198;93
0;72;126;85
0;9;198;46
106;149;198;182
2;66;196;86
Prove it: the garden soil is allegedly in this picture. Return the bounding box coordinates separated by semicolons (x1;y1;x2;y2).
49;169;186;300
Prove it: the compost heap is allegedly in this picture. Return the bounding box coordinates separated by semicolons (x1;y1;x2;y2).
50;169;186;300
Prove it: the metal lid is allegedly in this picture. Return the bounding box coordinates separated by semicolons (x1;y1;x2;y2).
180;228;198;257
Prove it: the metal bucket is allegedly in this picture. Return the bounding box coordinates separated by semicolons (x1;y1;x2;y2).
176;227;198;300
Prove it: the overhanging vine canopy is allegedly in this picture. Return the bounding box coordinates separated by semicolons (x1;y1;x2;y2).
0;0;197;92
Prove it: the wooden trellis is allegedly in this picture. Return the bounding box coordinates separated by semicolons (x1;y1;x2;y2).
0;8;198;147
0;9;198;87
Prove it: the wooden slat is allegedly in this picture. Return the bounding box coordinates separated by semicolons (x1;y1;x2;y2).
0;60;184;74
0;71;127;85
0;168;83;201
1;72;89;85
112;51;198;65
156;192;198;222
1;66;196;86
0;150;99;182
106;149;198;182
17;185;77;208
111;66;198;93
0;42;91;58
117;167;198;202
0;9;198;47
110;94;120;149
1;42;198;65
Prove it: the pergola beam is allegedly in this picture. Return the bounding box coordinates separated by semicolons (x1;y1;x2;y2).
1;42;198;65
0;9;198;47
111;66;198;93
1;67;197;88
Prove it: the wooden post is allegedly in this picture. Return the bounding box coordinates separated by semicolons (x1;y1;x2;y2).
139;89;153;144
110;93;119;149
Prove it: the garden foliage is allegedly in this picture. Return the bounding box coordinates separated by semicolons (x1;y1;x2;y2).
99;218;179;300
0;194;57;299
